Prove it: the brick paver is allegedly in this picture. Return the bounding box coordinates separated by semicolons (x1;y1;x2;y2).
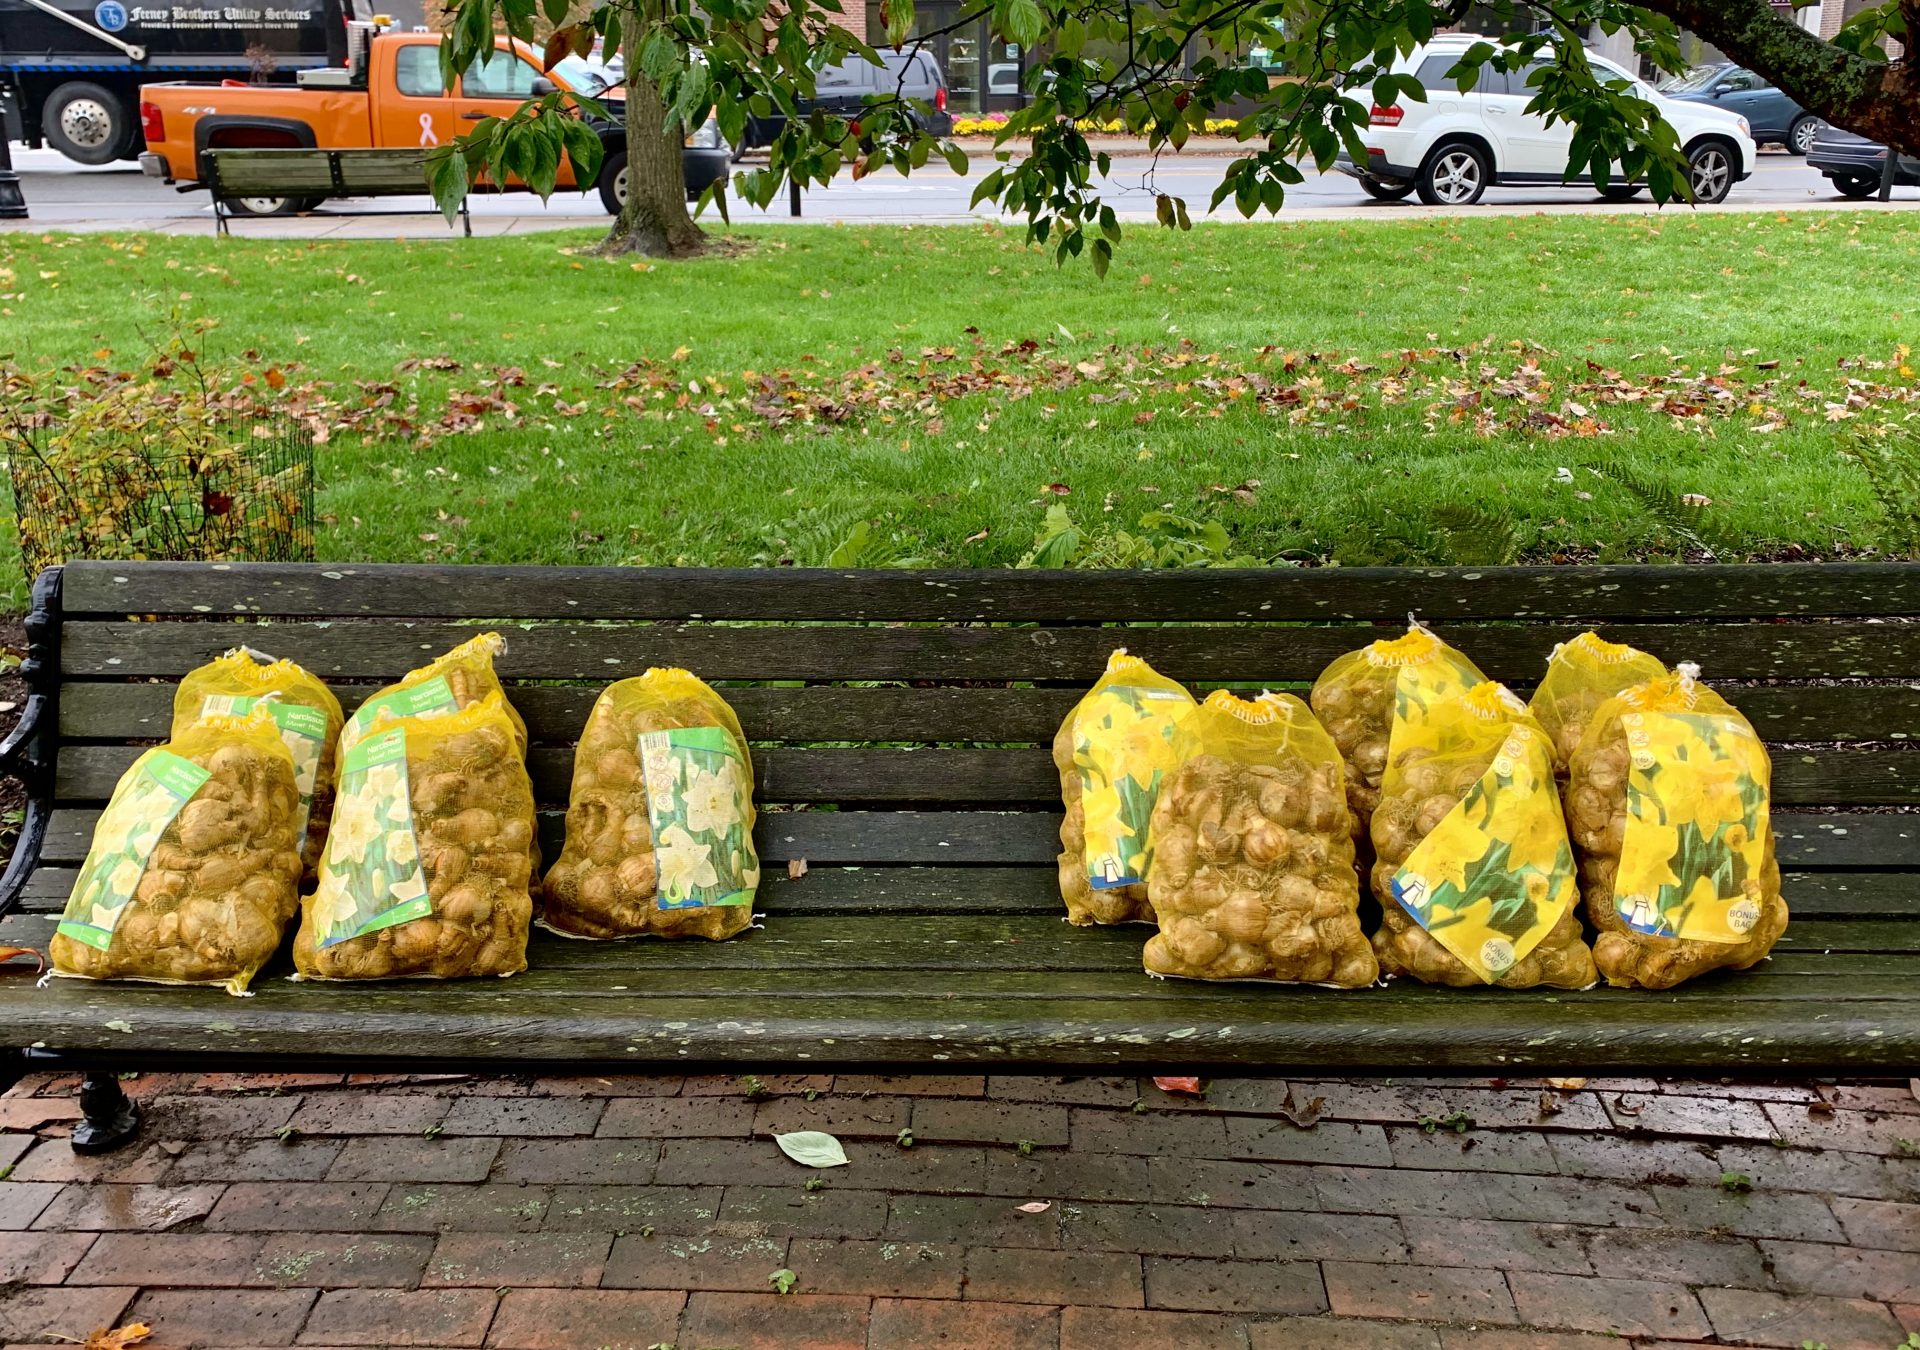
2;1070;1917;1348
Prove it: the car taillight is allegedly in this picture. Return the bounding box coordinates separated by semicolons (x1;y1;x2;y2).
934;86;947;113
139;100;165;144
1369;104;1403;126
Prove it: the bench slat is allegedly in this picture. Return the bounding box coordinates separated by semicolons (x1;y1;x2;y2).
62;561;1920;622
44;740;1920;807
36;807;1918;869
0;962;1912;1072
58;619;1920;682
56;680;1920;747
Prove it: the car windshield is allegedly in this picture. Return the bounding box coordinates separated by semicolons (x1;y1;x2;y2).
552;54;622;96
1661;65;1727;93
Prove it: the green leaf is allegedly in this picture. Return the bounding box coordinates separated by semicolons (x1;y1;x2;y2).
1004;0;1044;47
941;141;969;175
424;144;471;223
773;1130;850;1168
769;1268;798;1295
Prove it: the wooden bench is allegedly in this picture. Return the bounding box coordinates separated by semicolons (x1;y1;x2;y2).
2;560;1917;1151
204;148;471;237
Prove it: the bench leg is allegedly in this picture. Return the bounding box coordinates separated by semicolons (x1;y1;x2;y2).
70;1071;141;1155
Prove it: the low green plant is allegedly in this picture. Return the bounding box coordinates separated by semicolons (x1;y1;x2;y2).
1719;1171;1753;1193
768;1268;798;1295
1018;504;1267;569
1844;423;1920;557
1417;1110;1474;1135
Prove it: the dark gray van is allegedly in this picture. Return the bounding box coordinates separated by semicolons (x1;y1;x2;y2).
739;49;951;154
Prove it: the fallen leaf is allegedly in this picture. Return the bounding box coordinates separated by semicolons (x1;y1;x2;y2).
1546;1077;1588;1091
1014;1201;1051;1213
1153;1076;1204;1096
85;1324;152;1349
1679;493;1713;507
786;859;808;881
158;1141;186;1157
1275;1086;1325;1129
1537;1091;1563;1117
1612;1095;1642;1117
0;947;44;974
1806;1100;1835;1117
773;1131;849;1168
963;528;990;544
1041;482;1071;496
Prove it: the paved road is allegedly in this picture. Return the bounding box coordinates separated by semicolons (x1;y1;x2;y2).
3;143;1914;235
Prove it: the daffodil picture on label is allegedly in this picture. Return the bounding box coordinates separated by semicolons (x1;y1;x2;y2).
637;726;756;909
313;726;433;948
1389;725;1580;983
1074;684;1191;889
1613;710;1772;945
58;750;211;951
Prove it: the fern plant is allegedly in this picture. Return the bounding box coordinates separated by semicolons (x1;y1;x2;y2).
1841;423;1920;558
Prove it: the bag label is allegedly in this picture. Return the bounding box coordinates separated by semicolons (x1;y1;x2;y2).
345;674;458;741
1074;685;1189;889
311;725;431;947
1613;710;1771;944
1390;725;1579;983
58;750;211;951
639;726;756;908
200;694;329;840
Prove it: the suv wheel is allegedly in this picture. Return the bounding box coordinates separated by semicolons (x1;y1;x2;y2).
1686;141;1735;204
1417;142;1490;206
1358;173;1415;202
1789;116;1826;156
1597;181;1644;202
1832;172;1880;200
597;151;629;214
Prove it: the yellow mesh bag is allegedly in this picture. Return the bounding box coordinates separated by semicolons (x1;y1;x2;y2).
172;646;344;880
1568;664;1787;989
1309;625;1486;838
1528;633;1668;771
51;709;303;995
542;669;759;941
337;633;528;765
1370;681;1595;989
1054;650;1197;926
295;692;535;981
1143;691;1375;986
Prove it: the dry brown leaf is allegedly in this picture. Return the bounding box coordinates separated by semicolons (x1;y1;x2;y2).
85;1324;152;1349
0;946;45;975
786;859;808;881
1546;1077;1588;1091
1275;1087;1325;1129
1537;1091;1563;1117
1014;1201;1051;1214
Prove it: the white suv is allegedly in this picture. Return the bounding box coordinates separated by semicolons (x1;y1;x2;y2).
1336;36;1757;205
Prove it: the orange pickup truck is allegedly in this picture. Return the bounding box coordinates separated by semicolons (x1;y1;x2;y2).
137;28;731;216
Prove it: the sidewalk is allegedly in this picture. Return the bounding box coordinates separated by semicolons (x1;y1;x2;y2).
2;1071;1916;1348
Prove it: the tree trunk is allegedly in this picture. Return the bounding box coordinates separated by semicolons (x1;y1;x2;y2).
595;1;706;258
1645;0;1918;157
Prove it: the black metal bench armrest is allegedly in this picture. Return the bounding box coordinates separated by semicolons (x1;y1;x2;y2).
0;567;61;920
0;692;46;780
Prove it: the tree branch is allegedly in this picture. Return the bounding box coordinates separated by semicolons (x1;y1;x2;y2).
1642;0;1916;154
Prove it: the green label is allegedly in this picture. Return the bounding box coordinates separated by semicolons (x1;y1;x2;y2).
201;694;329;840
310;725;431;947
639;726;756;909
345;674;457;740
58;750;211;951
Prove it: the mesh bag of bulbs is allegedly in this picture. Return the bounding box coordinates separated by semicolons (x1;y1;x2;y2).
1143;691;1377;987
336;632;528;763
295;685;536;982
1527;632;1669;771
1369;681;1596;990
1054;650;1197;926
171;647;344;881
1309;625;1486;838
51;708;304;994
1567;663;1787;989
542;668;760;941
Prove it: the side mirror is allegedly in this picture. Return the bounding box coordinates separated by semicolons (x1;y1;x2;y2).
531;76;557;96
1712;83;1734;96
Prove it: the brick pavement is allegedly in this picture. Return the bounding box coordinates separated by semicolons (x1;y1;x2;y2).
2;1071;1917;1348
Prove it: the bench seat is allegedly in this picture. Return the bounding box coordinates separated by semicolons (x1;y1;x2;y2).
2;559;1917;1080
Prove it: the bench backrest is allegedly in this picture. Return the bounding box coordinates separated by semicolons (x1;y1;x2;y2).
21;561;1920;926
207;148;433;198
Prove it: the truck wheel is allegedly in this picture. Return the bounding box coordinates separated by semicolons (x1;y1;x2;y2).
597;150;628;214
43;82;134;166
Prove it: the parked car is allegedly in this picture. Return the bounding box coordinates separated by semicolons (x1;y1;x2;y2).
1806;122;1920;198
1334;34;1756;206
738;50;952;154
137;29;729;216
1661;62;1824;154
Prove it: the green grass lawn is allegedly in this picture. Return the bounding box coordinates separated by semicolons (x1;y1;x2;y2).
2;210;1916;608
